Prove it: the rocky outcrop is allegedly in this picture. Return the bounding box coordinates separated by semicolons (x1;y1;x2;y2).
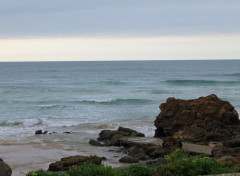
154;94;240;144
48;155;101;172
90;127;182;161
212;145;240;159
162;136;182;149
0;158;12;176
212;139;240;159
95;126;145;146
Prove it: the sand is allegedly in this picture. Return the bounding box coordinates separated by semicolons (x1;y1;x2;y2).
0;140;129;176
0;137;213;176
0;143;83;176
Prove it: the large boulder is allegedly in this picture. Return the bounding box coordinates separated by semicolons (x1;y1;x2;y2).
0;159;12;176
48;155;101;172
154;94;240;144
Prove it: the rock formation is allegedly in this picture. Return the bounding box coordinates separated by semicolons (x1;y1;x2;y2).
90;127;182;162
0;158;12;176
154;94;240;144
48;155;101;172
94;126;145;146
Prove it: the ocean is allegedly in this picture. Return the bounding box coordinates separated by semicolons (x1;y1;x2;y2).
0;60;240;148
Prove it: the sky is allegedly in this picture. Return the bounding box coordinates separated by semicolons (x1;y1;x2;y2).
0;0;240;61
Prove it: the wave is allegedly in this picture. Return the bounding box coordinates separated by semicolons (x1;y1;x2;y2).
221;73;240;77
36;104;72;110
0;121;23;127
100;80;128;85
164;80;240;86
0;99;153;106
0;119;43;127
73;98;153;105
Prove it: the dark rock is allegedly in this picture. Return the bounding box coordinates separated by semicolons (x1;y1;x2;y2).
35;130;43;134
94;126;182;161
212;145;240;159
162;136;182;149
48;155;101;172
35;130;48;135
49;132;57;135
154;94;240;144
118;127;145;137
128;146;150;160
96;127;145;146
101;157;107;161
119;156;139;163
223;140;240;148
89;139;103;146
63;131;74;134
0;159;12;176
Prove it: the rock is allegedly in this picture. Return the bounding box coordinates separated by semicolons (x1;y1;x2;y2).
118;127;145;137
93;127;183;161
0;159;12;176
223;140;240;148
128;146;150;160
95;126;145;146
63;131;75;134
89;139;103;146
212;145;240;159
35;130;43;134
119;156;139;163
154;94;240;144
48;155;101;172
35;130;48;135
162;136;182;149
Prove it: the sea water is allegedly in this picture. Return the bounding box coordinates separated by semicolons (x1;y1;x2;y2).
0;60;240;146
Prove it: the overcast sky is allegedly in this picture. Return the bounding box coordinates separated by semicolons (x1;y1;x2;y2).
0;0;240;61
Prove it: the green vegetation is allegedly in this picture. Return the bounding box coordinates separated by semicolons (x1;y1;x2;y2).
27;150;240;176
158;149;240;176
26;163;154;176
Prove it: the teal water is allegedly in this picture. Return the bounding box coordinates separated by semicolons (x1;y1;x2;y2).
0;60;240;143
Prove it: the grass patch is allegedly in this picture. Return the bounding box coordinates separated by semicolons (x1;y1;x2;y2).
27;149;240;176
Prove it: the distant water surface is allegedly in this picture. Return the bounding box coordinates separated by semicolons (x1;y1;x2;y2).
0;60;240;144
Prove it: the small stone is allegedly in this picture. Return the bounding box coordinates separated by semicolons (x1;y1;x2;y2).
35;130;42;134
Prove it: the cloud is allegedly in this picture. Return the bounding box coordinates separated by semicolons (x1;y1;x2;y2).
1;35;240;61
0;0;240;38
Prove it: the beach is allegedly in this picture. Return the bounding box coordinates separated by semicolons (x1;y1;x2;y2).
1;60;240;174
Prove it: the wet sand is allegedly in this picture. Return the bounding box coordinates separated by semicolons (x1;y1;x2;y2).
0;143;83;176
0;141;128;176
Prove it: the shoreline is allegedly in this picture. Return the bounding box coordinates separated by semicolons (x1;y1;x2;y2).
0;142;82;176
0;140;130;176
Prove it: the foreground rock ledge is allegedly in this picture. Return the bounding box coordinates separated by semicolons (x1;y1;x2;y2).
0;158;12;176
154;94;240;144
48;155;101;172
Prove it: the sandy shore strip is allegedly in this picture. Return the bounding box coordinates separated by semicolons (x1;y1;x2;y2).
0;143;83;176
0;140;129;176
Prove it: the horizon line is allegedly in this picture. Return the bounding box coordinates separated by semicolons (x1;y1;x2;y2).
1;59;240;63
